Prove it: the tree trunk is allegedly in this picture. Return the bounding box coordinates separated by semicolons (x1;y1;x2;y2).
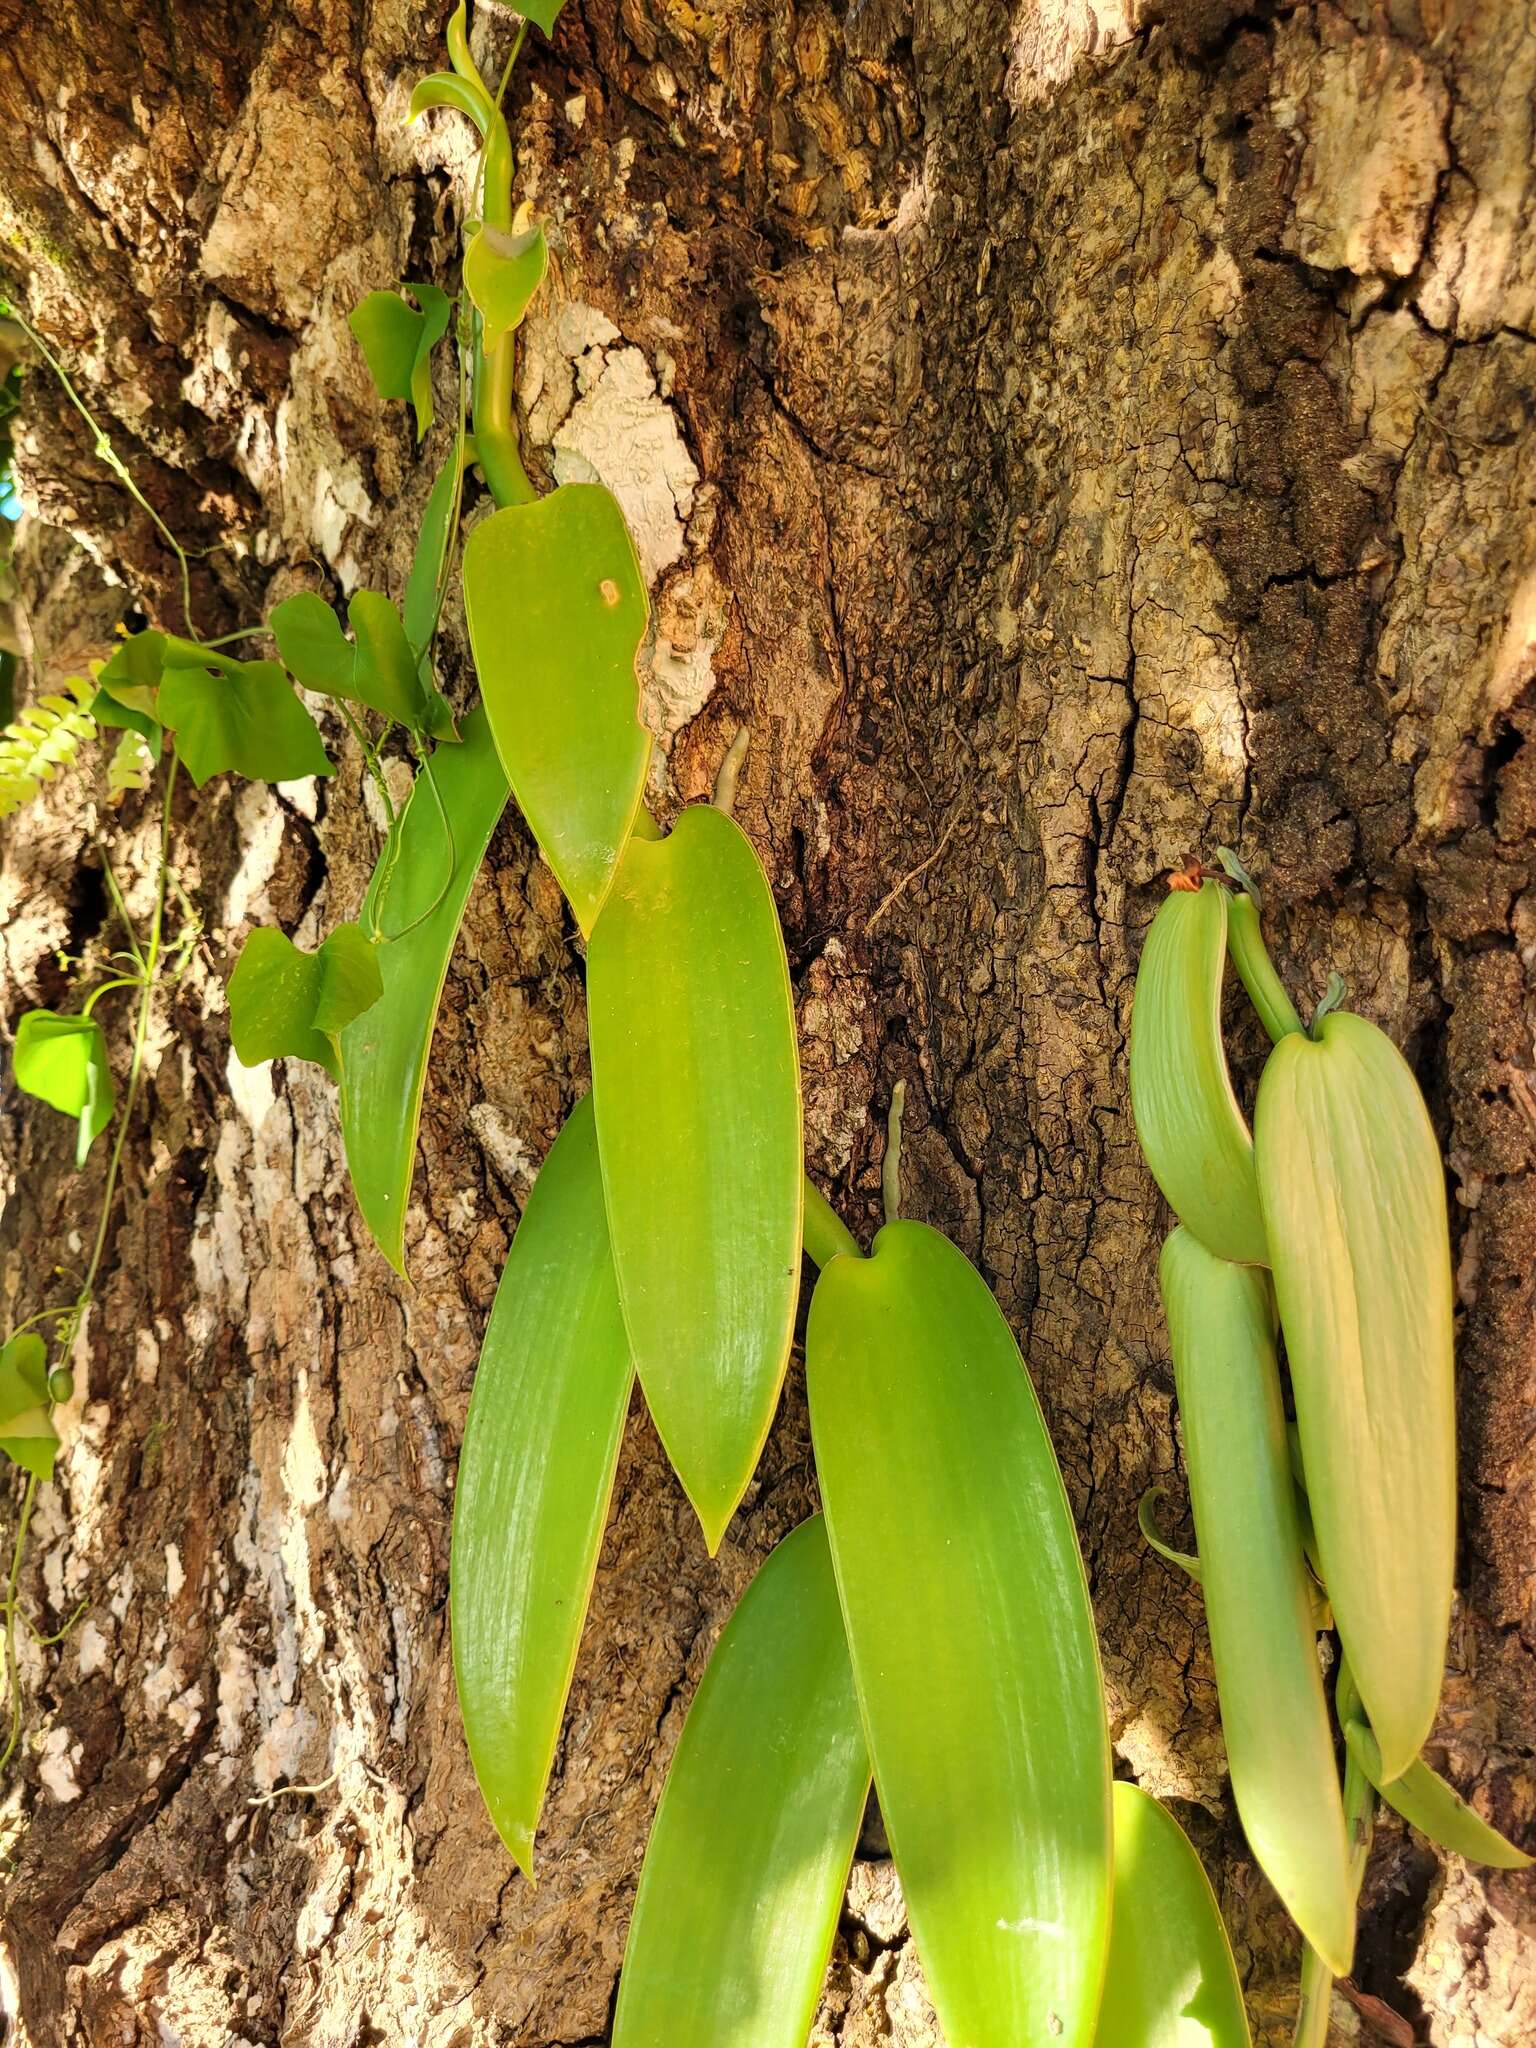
1;1;1532;2041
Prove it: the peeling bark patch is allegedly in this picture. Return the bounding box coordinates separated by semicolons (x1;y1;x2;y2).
1275;34;1449;281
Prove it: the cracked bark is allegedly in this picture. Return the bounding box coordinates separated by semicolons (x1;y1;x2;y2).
1;1;1534;2042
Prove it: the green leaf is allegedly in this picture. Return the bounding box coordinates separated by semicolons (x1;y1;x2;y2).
1095;1783;1252;2048
269;589;447;734
1342;1719;1533;1870
807;1221;1113;2048
462;482;651;934
159;654;331;787
226;923;383;1084
520;0;566;31
1160;1228;1355;1973
348;284;451;440
95;630;168;717
452;1095;633;1875
1129;881;1268;1267
0;1333;59;1483
587;805;803;1553
1255;1010;1455;1782
464;222;547;344
613;1516;870;2048
338;706;508;1274
13;1008;116;1167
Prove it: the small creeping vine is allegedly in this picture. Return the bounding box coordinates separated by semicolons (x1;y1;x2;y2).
5;7;1523;2045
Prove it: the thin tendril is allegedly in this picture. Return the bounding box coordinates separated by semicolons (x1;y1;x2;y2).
4;305;197;636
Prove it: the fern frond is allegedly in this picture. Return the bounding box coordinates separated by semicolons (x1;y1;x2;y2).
0;674;96;819
106;726;153;805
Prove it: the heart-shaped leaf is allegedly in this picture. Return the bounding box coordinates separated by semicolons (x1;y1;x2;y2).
227;922;383;1083
339;707;508;1274
348;283;452;440
613;1516;870;2048
13;1008;116;1167
808;1221;1113;2048
464;221;547;344
588;804;803;1553
451;1094;633;1875
462;482;651;934
1095;1783;1252;2047
0;1333;59;1483
157;647;331;786
270;589;452;736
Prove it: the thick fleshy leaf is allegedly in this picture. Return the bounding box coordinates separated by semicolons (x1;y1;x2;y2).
587;804;802;1552
521;0;566;31
1159;1226;1354;1974
227;922;383;1084
461;482;651;934
0;1333;59;1483
464;222;547;343
808;1221;1113;2048
1096;1783;1252;2048
160;654;331;786
451;1094;633;1876
13;1008;115;1167
348;284;451;439
338;707;508;1273
1342;1720;1533;1870
1129;881;1267;1266
1255;1010;1455;1781
613;1516;869;2048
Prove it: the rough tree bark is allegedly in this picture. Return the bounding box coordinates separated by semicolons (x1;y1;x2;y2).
0;0;1532;2041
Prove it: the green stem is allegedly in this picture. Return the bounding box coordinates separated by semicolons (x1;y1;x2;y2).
0;1476;40;1774
802;1178;862;1268
5;305;197;635
469;26;531;510
1291;1942;1334;2048
81;975;140;1017
1293;1659;1377;2047
882;1080;906;1226
1226;891;1305;1045
1;757;180;1775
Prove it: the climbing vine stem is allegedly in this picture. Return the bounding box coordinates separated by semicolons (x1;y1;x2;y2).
1;757;181;1771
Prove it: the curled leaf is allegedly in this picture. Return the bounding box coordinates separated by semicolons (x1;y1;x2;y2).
227;922;383;1083
348;284;452;440
1342;1719;1533;1870
270;589;452;737
0;1333;58;1483
13;1008;116;1167
464;221;547;344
